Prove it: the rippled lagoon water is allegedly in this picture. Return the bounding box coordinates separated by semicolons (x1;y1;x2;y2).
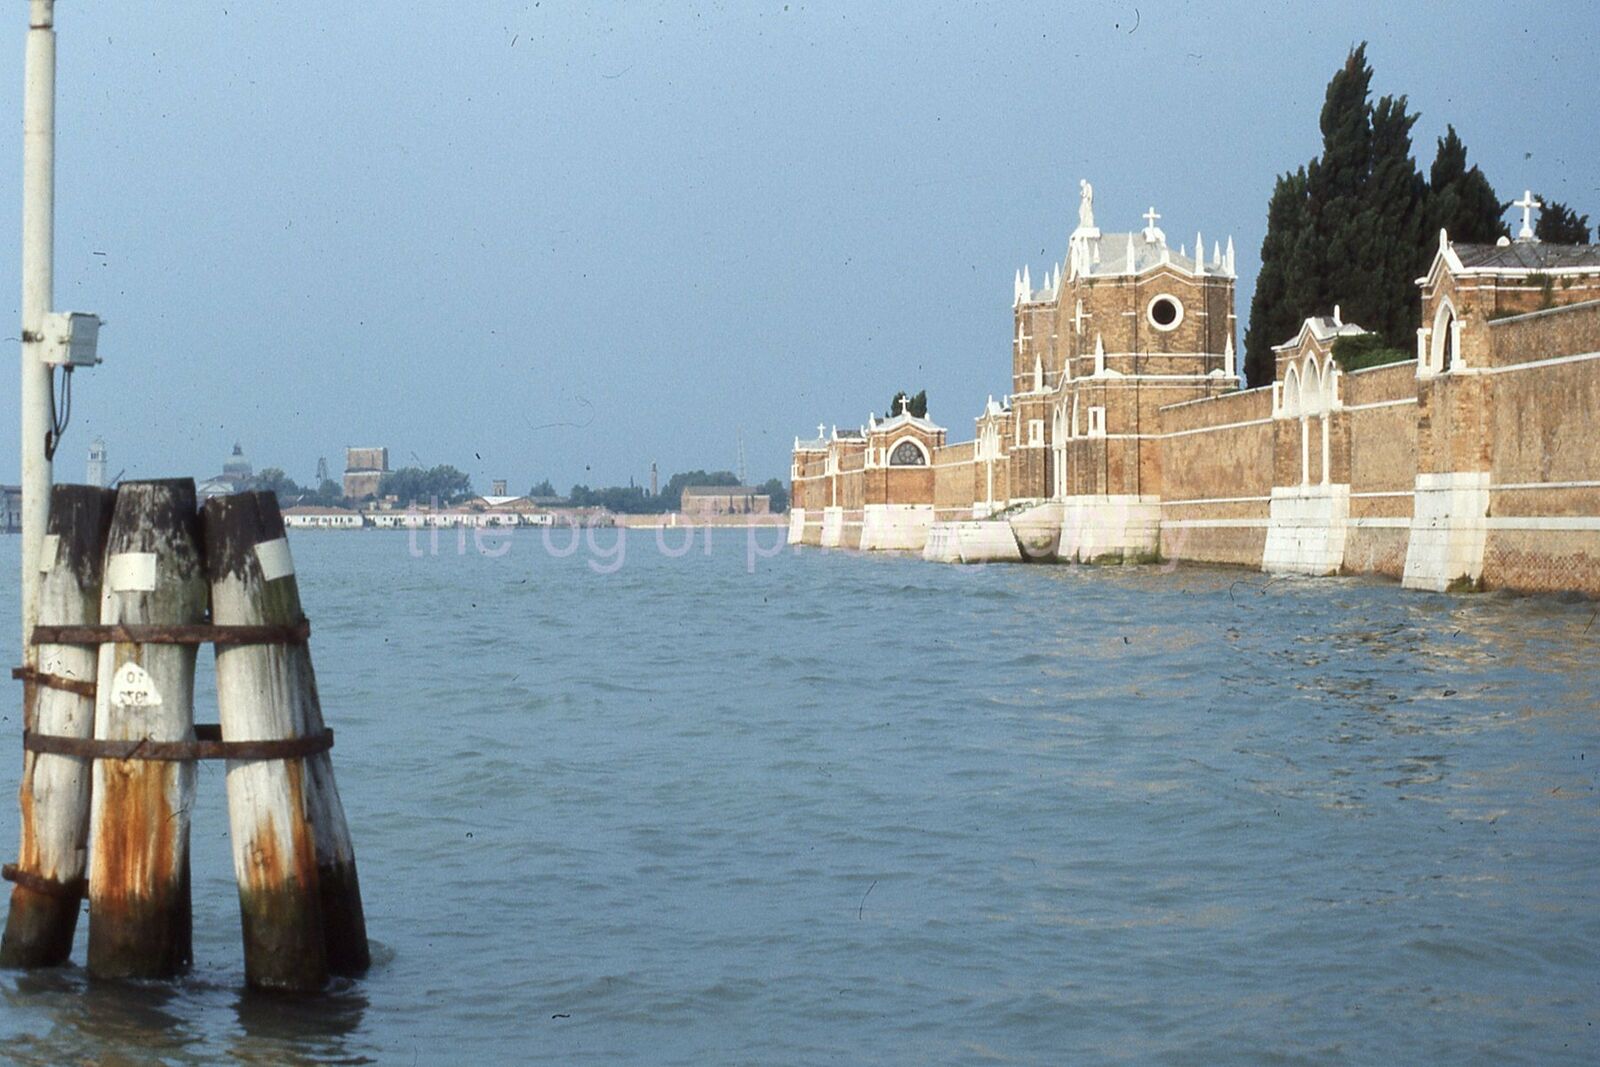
0;528;1596;1064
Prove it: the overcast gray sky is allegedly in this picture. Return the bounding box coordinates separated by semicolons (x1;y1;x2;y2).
0;1;1593;494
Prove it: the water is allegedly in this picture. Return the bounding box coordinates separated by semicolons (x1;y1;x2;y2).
0;528;1596;1064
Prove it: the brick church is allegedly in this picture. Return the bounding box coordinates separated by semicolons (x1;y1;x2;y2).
791;183;1600;596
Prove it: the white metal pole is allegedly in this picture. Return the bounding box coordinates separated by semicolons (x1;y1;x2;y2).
20;0;55;661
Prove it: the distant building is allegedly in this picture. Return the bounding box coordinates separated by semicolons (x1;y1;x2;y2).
87;437;107;488
199;442;254;500
343;446;390;500
491;479;508;496
1;485;20;533
283;505;364;529
680;486;771;518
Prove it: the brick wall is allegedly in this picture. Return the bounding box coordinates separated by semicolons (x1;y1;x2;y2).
1487;300;1600;368
932;441;977;516
1157;387;1273;565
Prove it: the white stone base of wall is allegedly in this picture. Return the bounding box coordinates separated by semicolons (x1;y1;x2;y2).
1403;471;1490;591
787;508;806;546
1263;484;1351;576
1058;495;1163;563
859;503;935;552
922;520;1023;563
922;522;962;563
1009;501;1063;561
820;506;844;548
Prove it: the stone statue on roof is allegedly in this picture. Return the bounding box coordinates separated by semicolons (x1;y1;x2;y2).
1078;179;1094;230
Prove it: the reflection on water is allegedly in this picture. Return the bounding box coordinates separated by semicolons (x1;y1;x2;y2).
0;965;374;1065
0;535;1596;1064
2;969;203;1065
231;983;372;1066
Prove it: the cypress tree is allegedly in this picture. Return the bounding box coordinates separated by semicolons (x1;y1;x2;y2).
1426;126;1505;244
1309;45;1375;323
1365;94;1429;345
1535;197;1592;244
1243;169;1309;386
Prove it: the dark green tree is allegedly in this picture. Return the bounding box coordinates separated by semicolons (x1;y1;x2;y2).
1244;45;1500;380
659;469;740;510
253;467;300;498
1307;44;1376;322
756;476;790;513
567;484;653;513
1244;169;1311;386
886;390;928;418
1535;197;1592;244
306;478;346;506
379;465;474;506
1364;93;1429;346
1426;126;1505;245
528;478;557;498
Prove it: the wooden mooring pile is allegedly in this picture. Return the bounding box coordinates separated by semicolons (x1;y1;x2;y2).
1;480;368;992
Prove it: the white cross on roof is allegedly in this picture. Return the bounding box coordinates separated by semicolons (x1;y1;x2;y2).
1514;189;1541;241
1141;206;1165;245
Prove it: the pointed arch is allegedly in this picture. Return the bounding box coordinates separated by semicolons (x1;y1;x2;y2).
1301;355;1323;415
1430;297;1458;373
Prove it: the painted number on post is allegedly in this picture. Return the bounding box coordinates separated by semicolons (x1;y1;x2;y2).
109;662;163;709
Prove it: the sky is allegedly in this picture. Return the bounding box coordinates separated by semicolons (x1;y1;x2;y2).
0;1;1593;495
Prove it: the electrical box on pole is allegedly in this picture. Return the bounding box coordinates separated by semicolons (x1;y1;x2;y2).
39;311;101;367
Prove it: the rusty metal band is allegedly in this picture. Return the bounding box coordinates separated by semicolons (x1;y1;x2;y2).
10;666;97;698
1;863;85;901
22;727;333;762
30;618;311;647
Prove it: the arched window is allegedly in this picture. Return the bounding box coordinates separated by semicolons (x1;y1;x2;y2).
888;439;928;466
1301;356;1323;416
1282;365;1301;418
1430;299;1457;373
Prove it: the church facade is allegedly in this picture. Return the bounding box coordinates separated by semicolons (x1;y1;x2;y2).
791;183;1600;596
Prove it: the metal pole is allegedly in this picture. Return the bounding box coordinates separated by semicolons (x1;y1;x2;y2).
20;0;56;663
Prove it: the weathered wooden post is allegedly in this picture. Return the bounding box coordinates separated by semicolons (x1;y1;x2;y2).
204;492;327;991
86;479;205;979
207;492;369;978
1;484;115;967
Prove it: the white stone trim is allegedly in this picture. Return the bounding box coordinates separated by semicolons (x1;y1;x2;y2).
1161;518;1270;529
1160;416;1274;439
1158;384;1271;411
1345;397;1416;411
1469;349;1600;376
1485;515;1600;531
1160;494;1272;506
1490;479;1600;491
